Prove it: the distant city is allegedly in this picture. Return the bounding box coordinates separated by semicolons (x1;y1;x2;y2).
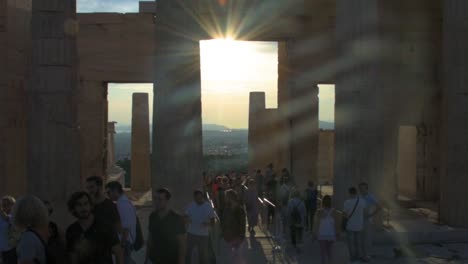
113;121;334;161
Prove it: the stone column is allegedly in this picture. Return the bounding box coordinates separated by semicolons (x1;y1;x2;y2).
334;0;386;206
248;92;266;173
0;1;31;197
107;121;117;169
27;0;80;222
277;42;292;172
153;1;204;209
287;39;319;189
131;93;151;192
77;80;107;185
440;0;468;227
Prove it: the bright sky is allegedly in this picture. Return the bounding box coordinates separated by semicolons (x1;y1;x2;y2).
87;0;335;129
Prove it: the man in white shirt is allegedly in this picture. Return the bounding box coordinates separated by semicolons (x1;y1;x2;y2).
343;187;367;263
106;181;137;264
184;190;216;264
359;182;381;259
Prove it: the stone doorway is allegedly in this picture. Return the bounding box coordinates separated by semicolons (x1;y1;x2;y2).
397;126;418;200
199;40;279;175
107;83;153;192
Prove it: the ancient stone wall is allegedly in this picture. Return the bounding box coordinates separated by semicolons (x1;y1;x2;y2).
248;92;289;179
397;126;418;198
77;13;155;82
380;0;443;202
318;130;334;185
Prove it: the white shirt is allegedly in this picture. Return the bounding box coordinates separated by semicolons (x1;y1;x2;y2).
343;197;367;232
318;209;336;241
185;201;215;236
116;195;137;243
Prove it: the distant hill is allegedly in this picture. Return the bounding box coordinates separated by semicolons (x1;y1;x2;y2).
115;121;334;133
203;124;230;131
320;121;334;130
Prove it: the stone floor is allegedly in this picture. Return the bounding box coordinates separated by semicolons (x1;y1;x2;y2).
130;191;468;264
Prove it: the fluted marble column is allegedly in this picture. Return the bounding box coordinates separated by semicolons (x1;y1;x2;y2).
27;0;80;222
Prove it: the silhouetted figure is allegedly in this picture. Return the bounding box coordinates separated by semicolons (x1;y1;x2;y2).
146;188;186;264
244;180;259;235
66;192;123;264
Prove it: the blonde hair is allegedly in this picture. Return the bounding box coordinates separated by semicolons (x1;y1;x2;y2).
1;196;16;205
12;195;48;230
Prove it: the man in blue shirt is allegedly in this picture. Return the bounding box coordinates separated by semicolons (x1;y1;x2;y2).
359;182;382;260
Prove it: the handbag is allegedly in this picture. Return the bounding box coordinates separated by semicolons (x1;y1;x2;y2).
341;198;359;231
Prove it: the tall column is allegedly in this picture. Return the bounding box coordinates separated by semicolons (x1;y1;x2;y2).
440;0;468;227
277;42;292;172
334;0;388;206
153;1;204;209
248;92;266;173
287;39;319;189
27;0;80;221
107;121;117;169
131;93;151;192
0;1;31;197
77;80;107;184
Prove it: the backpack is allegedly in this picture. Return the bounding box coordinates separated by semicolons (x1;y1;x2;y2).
290;202;302;226
133;216;144;251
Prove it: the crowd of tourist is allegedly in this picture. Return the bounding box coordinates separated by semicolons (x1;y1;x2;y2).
201;163;381;264
0;163;381;264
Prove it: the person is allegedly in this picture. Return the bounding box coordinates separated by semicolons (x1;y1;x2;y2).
313;195;342;264
265;165;277;225
145;188;186;264
244;180;259;235
287;190;306;252
216;177;229;224
184;190;215;264
280;168;292;185
343;187;368;262
359;182;381;260
106;181;137;264
66;191;123;264
1;196;16;264
305;181;318;231
85;176;121;231
42;200;68;263
265;163;275;186
278;177;291;234
220;189;246;264
12;196;49;264
255;170;264;197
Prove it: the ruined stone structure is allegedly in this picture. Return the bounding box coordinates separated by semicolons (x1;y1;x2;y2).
2;0;468;226
248;92;290;179
131;93;151;191
318;130;335;185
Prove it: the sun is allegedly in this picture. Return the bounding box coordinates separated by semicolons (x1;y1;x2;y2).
200;38;250;81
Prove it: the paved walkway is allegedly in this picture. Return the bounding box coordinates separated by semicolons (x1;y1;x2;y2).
129;191;468;264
